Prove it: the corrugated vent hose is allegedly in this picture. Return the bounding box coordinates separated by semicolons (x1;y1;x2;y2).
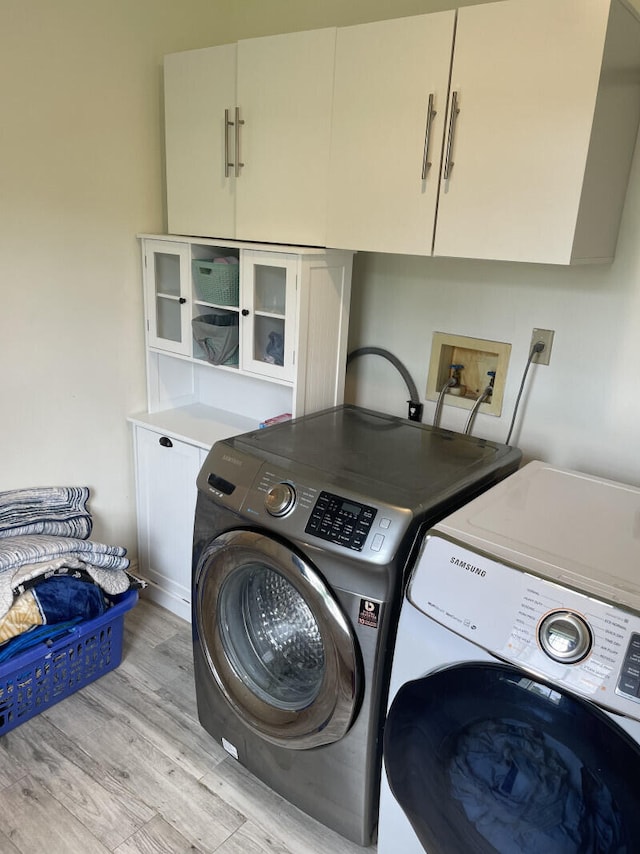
346;347;423;421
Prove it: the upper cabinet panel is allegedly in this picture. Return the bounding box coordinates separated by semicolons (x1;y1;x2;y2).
433;0;640;264
326;13;456;256
235;28;336;246
164;44;237;240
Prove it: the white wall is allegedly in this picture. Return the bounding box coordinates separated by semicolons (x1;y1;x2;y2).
2;0;638;560
0;0;238;547
346;131;640;487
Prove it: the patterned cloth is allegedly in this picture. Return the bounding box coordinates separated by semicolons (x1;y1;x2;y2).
0;486;92;539
0;541;131;619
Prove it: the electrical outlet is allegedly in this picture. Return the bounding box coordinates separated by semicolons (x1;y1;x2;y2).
530;328;554;366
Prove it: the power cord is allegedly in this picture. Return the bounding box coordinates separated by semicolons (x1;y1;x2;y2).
505;340;545;445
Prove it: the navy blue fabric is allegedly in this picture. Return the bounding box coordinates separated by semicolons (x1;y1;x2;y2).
32;576;107;624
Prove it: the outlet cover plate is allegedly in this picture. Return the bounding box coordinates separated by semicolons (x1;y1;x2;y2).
530;328;554;366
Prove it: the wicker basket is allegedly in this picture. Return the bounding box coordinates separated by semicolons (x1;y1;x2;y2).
192;259;239;306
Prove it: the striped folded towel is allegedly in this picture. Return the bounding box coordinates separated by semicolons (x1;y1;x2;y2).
0;487;92;540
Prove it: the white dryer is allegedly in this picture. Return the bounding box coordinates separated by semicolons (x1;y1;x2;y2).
379;460;640;854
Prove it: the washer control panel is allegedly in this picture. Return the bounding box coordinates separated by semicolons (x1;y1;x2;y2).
304;490;377;552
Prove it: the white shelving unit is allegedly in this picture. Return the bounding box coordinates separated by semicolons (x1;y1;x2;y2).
129;234;353;620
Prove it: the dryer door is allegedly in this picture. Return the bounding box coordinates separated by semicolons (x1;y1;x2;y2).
194;529;360;749
384;662;640;854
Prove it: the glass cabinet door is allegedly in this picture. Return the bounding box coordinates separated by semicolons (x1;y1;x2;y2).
240;251;297;381
144;240;192;356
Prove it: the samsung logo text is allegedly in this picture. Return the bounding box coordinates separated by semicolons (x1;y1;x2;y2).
450;556;486;577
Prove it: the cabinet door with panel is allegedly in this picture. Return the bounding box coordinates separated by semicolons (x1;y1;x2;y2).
434;0;640;264
143;239;192;355
133;425;201;622
239;251;298;382
235;27;336;245
164;44;237;240
326;12;456;256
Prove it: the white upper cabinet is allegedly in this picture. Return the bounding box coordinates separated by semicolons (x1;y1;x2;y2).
326;13;456;256
164;28;336;247
433;0;640;264
164;0;640;265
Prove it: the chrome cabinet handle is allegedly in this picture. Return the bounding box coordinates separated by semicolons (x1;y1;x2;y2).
443;90;460;181
421;93;437;180
234;106;245;178
224;108;233;178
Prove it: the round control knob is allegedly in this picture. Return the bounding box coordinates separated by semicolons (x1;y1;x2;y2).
538;610;592;663
265;483;296;516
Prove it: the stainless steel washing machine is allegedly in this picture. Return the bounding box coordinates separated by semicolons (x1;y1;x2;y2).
191;405;521;845
379;460;640;854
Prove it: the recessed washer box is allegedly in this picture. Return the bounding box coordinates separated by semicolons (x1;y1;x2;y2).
426;332;511;417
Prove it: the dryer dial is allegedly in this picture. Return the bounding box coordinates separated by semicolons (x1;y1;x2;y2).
539;610;592;663
265;482;296;516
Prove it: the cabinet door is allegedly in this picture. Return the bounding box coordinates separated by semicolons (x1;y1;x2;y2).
134;426;201;621
433;0;613;264
326;13;455;255
240;251;298;382
164;44;237;239
235;28;336;246
144;240;192;356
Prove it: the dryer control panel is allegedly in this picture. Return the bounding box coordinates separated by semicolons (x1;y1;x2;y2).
408;534;640;723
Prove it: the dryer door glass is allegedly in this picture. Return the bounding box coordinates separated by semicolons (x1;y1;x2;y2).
384;662;640;854
195;529;360;748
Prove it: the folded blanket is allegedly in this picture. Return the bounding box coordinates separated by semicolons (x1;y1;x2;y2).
0;540;131;619
0;535;128;572
0;486;92;540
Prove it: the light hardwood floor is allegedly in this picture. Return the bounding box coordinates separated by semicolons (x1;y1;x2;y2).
0;595;375;854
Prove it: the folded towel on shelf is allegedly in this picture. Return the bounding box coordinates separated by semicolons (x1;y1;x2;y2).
0;486;92;540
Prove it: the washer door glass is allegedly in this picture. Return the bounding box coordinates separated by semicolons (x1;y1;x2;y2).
195;529;360;748
384;663;640;854
218;559;325;710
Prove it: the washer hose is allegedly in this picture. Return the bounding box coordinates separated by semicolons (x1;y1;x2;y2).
346;347;421;411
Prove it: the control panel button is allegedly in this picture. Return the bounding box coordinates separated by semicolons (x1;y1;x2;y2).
370;533;385;552
265;482;296;516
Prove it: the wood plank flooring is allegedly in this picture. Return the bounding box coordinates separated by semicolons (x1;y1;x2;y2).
0;596;375;854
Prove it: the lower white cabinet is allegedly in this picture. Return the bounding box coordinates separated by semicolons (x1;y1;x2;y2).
132;425;204;622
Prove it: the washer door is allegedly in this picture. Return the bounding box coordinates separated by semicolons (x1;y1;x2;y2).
384;663;640;854
194;529;360;749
